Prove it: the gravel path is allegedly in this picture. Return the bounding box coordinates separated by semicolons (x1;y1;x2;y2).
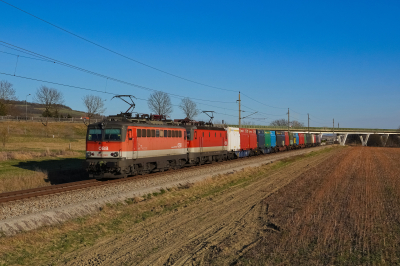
0;146;330;235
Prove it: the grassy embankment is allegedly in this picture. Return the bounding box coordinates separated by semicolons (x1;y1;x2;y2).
0;146;338;266
0;122;87;192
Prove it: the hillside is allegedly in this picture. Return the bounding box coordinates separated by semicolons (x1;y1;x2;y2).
6;100;87;118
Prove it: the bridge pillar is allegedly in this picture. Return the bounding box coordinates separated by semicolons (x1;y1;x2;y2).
380;134;389;147
359;134;370;146
338;133;348;146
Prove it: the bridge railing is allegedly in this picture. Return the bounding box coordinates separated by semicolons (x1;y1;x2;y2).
224;125;400;133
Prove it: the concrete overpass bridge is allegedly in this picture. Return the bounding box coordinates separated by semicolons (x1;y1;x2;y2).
226;125;400;147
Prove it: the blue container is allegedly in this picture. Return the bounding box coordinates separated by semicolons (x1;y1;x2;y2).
294;133;299;145
256;130;265;149
270;131;276;147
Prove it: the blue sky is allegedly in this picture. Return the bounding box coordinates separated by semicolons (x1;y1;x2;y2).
0;0;399;128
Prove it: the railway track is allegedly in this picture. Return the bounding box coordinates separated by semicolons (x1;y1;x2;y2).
0;148;316;204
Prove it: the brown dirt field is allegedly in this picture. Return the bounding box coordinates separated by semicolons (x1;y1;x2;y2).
26;146;400;265
54;147;339;265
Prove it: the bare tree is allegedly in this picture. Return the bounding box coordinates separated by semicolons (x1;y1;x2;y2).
291;120;305;127
83;95;106;124
0;80;17;116
148;91;173;116
179;97;199;120
269;119;304;128
34;85;64;126
270;119;288;126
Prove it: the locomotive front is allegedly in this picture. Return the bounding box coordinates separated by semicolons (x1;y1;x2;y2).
85;121;130;178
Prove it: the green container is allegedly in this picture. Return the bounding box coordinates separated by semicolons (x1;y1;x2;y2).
289;132;294;145
304;134;307;144
264;131;271;148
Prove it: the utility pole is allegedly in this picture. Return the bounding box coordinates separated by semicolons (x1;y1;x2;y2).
25;93;31;121
338;122;339;129
333;118;335;135
308;113;309;133
287;108;290;132
238;91;241;128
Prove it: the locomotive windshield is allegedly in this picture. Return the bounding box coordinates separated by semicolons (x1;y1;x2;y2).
87;128;122;141
104;129;122;141
88;129;102;141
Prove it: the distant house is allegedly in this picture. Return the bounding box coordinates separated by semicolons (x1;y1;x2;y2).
80;117;89;120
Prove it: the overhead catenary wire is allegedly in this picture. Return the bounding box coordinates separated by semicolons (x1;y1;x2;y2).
0;71;243;118
0;41;235;105
0;1;333;118
0;0;238;93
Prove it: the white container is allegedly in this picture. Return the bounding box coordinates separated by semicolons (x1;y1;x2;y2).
226;127;240;151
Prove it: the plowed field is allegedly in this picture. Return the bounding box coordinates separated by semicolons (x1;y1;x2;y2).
8;146;400;265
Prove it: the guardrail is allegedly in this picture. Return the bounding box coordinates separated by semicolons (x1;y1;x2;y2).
225;125;400;133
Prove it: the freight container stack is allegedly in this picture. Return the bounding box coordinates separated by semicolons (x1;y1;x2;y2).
285;132;290;149
257;129;271;154
289;132;294;146
298;133;305;148
315;134;321;146
270;131;276;150
226;127;240;155
276;131;285;147
238;128;250;157
293;133;299;147
306;134;312;147
249;129;258;155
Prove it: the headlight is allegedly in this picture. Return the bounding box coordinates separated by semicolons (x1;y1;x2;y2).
86;152;91;157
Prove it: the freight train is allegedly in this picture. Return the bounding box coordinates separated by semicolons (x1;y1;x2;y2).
85;113;321;179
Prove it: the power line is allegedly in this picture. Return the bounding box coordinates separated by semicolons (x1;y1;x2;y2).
0;71;116;96
241;92;287;110
0;0;238;93
241;104;286;117
0;41;235;104
0;1;325;117
0;71;243;118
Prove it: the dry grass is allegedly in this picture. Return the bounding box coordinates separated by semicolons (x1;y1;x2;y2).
0;122;87;152
0;150;80;162
0;169;49;193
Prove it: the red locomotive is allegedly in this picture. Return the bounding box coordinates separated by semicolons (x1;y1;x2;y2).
85;112;228;178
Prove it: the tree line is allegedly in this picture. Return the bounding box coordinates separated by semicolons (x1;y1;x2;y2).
1;79;305;127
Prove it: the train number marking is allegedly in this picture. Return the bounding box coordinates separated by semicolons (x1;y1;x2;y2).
99;146;109;151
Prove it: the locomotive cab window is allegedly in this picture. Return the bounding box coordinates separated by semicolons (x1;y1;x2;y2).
137;129;141;137
147;129;151;138
128;129;132;140
160;130;164;137
142;129;146;137
172;131;175;138
104;129;122;141
88;129;102;141
179;131;182;138
156;129;159;137
164;130;168;137
151;130;155;137
168;130;171;137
